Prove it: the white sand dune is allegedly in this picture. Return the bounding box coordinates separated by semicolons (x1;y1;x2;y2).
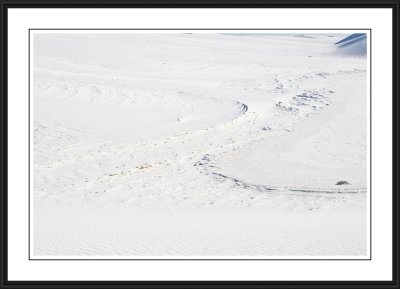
32;33;367;257
34;207;366;257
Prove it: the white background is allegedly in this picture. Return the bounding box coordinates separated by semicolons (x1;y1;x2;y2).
7;8;392;281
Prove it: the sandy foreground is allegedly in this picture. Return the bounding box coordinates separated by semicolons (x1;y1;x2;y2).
33;33;367;257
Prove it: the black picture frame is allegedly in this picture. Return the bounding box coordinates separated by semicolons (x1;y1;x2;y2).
0;1;399;288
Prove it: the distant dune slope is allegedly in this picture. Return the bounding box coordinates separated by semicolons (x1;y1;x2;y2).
335;33;367;56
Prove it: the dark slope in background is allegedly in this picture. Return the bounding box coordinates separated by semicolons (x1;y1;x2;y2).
335;33;367;56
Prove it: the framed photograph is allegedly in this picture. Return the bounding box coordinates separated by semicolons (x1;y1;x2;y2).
1;0;399;288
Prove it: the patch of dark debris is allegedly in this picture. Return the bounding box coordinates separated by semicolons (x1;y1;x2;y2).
336;180;351;185
275;89;334;115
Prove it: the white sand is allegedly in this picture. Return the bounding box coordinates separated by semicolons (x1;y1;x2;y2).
32;33;367;257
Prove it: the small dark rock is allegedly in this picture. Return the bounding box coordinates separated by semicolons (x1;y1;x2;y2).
336;181;350;185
